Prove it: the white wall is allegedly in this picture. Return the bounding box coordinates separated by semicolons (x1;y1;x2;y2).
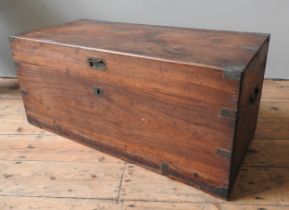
1;0;288;78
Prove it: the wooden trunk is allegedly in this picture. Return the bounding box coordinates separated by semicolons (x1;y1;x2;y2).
9;19;270;199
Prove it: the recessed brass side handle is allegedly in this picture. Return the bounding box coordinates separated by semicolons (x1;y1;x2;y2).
87;57;106;70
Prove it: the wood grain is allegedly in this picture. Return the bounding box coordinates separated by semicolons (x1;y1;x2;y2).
0;114;50;135
0;78;288;209
11;19;268;70
0;197;120;210
261;80;289;102
0;135;122;163
9;20;270;199
0;160;124;199
229;40;269;188
1;197;288;210
259;102;289;119
0;83;20;99
0;99;25;116
120;163;289;205
122;201;289;210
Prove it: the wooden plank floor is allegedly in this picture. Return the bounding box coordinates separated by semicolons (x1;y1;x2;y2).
0;78;288;210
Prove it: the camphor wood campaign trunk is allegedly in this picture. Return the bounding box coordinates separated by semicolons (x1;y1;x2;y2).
10;19;270;199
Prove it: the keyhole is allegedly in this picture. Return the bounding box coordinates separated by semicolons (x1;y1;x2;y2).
93;87;103;96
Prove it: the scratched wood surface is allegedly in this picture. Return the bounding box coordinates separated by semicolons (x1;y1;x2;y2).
0;78;289;210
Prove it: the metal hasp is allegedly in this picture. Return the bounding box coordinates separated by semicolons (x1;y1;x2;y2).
87;57;106;70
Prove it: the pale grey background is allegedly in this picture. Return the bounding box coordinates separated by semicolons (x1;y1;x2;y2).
0;0;288;78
